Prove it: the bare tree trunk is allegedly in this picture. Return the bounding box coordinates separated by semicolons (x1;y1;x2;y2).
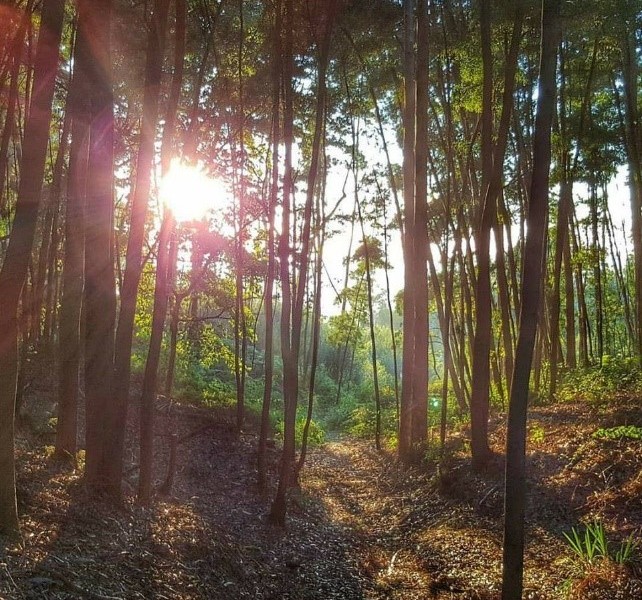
357;200;382;450
563;227;576;369
83;0;117;496
57;31;91;459
258;0;281;491
269;0;295;526
138;0;185;501
0;2;33;216
138;212;173;504
471;0;523;469
111;0;171;496
296;231;324;476
410;0;429;455
270;0;338;525
0;0;64;539
233;0;247;433
502;0;559;595
619;18;642;361
399;0;417;461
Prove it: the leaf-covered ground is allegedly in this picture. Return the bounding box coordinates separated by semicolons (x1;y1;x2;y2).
1;393;641;599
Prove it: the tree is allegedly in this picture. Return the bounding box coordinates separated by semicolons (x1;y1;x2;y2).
270;0;339;525
399;0;429;463
111;0;171;499
257;0;281;492
57;16;90;460
82;0;118;495
502;0;560;596
0;0;65;539
470;0;523;469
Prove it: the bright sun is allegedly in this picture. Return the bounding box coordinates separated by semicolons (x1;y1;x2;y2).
160;159;227;223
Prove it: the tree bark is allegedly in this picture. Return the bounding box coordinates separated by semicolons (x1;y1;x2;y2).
138;212;173;504
82;0;117;495
57;29;91;459
0;0;64;540
257;0;281;492
471;0;523;469
111;0;171;496
270;0;338;524
502;0;560;596
399;0;417;461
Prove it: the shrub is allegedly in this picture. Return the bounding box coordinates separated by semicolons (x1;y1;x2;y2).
592;425;642;441
276;417;325;449
557;358;642;403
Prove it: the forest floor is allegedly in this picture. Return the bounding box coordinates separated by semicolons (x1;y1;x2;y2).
2;386;642;599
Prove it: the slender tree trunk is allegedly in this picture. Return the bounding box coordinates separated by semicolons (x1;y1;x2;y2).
470;0;494;469
111;0;171;495
590;184;604;363
548;170;572;399
233;0;247;433
0;2;33;216
0;0;64;539
382;197;401;429
138;0;185;501
138;212;173;504
410;0;429;454
399;0;417;461
619;21;642;361
563;226;576;369
471;0;523;468
164;289;185;397
159;0;185;402
502;0;559;596
83;0;117;495
571;209;590;366
357;200;382;450
57;33;91;459
269;0;296;526
258;0;281;492
297;232;324;476
270;0;338;524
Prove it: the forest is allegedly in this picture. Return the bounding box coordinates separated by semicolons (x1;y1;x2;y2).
0;0;641;598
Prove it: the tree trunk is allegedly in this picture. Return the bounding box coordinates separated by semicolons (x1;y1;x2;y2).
399;0;416;461
0;2;33;216
619;19;642;361
471;0;523;469
297;233;324;476
138;212;173;504
111;0;171;495
234;0;247;433
0;0;64;540
410;0;429;455
270;0;338;525
502;0;559;596
57;32;91;459
269;0;296;526
83;0;117;496
258;0;281;491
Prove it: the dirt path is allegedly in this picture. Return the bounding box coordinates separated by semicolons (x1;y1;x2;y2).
303;440;438;598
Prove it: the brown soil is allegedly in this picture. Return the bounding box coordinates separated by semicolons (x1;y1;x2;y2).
1;392;641;599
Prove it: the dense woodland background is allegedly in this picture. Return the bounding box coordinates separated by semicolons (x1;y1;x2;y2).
0;0;641;598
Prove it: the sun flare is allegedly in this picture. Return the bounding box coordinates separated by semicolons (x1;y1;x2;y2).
160;160;227;223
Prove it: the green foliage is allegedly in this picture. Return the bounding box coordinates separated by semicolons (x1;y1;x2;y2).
613;533;639;565
563;521;638;569
592;425;642;441
528;424;546;445
557;357;642;403
276;417;325;449
564;521;610;567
